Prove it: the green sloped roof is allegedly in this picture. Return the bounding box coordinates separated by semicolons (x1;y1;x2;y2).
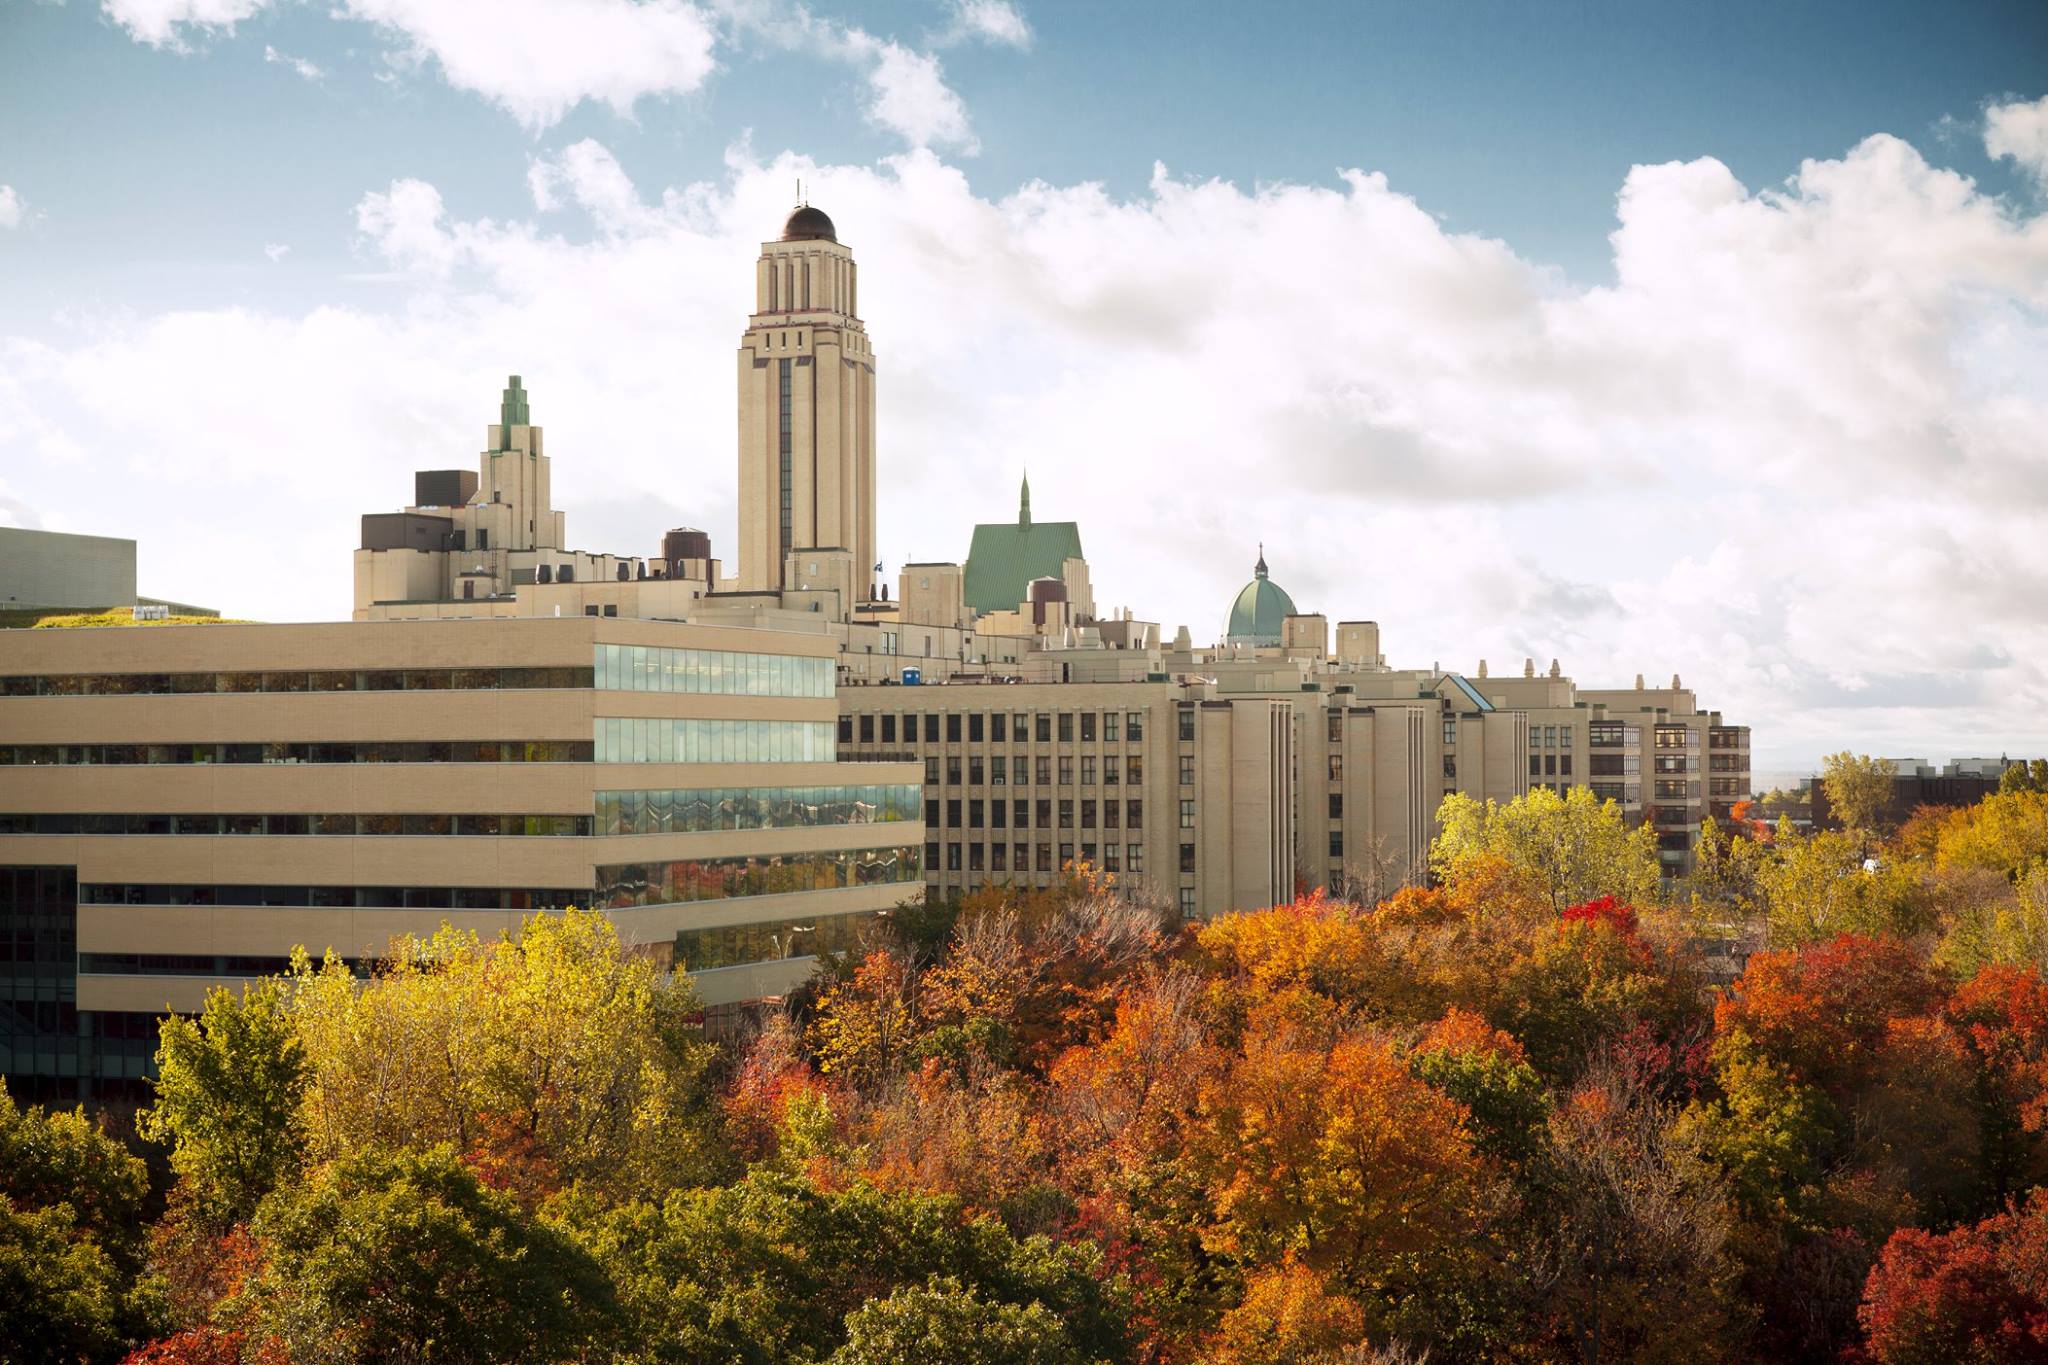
964;520;1085;613
1224;549;1297;645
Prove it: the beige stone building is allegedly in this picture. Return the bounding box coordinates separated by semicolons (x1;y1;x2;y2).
0;616;919;1099
4;196;1750;1099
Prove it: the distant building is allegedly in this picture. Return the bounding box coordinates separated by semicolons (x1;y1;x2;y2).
0;526;213;618
1811;757;2031;830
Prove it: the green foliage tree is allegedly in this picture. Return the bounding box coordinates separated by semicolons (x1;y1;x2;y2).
0;1197;125;1362
1820;752;1899;835
0;1079;150;1266
1754;826;1928;947
1998;758;2048;795
240;1144;618;1363
829;1277;1092;1365
137;975;308;1228
1431;787;1659;915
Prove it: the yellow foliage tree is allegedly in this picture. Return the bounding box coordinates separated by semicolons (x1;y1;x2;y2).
1431;787;1659;916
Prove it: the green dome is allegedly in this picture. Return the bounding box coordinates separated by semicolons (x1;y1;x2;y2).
1225;548;1296;646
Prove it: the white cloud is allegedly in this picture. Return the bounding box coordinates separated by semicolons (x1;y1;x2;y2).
1986;94;2048;188
0;186;22;229
940;0;1031;50
858;41;976;152
334;0;720;130
263;43;324;80
5;129;2046;767
101;0;271;49
263;242;290;261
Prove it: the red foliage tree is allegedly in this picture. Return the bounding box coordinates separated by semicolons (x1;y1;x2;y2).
1859;1189;2048;1363
1714;934;1947;1096
1562;894;1640;938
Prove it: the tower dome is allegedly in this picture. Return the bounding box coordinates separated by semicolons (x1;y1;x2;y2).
1225;546;1296;647
780;204;837;242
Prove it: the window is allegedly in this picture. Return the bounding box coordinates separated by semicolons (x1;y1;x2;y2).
969;757;985;785
1545;756;1556;776
947;713;962;743
969;843;985;872
1081;713;1096;742
1059;757;1074;785
992;800;1007;829
1128;843;1144;873
1179;888;1195;915
1036;757;1052;785
969;713;984;742
1177;711;1195;741
1328;754;1343;782
1530;756;1542;777
1104;713;1120;742
1014;799;1029;828
1560;755;1573;776
992;843;1008;872
1328;794;1343;819
1059;843;1074;868
1127;800;1143;829
1590;721;1622;747
1036;714;1052;742
1105;800;1120;829
992;713;1007;743
882;714;897;743
1180;755;1195;786
1443;755;1456;780
925;757;939;784
1105;756;1120;785
1037;843;1053;872
1656;725;1692;748
905;714;921;743
945;799;961;828
1058;713;1074;742
926;841;941;870
1104;844;1120;872
1082;800;1097;829
1327;710;1342;742
1329;831;1344;858
838;716;854;745
1015;841;1030;872
1036;799;1052;828
1081;756;1097;785
1128;713;1145;741
858;714;874;743
969;800;984;829
1059;799;1074;829
1127;756;1143;783
1179;799;1195;829
1443;717;1457;746
991;755;1007;785
946;757;962;785
1179;843;1195;873
924;799;939;827
947;843;962;871
1561;725;1573;748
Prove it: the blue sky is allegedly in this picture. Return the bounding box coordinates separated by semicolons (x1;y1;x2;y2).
2;0;2046;769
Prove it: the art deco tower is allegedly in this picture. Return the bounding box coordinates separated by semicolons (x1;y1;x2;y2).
735;201;877;595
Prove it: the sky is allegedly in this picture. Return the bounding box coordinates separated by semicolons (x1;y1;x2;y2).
1;0;2046;774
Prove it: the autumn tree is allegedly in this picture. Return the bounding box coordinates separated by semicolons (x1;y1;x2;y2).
1820;751;1899;835
290;907;718;1201
1858;1187;2048;1363
829;1277;1092;1365
138;976;308;1229
0;1079;150;1269
1432;787;1659;915
0;1197;126;1362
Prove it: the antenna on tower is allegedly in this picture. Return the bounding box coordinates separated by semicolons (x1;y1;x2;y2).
796;177;805;206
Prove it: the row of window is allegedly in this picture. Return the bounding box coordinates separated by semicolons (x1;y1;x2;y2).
1590;754;1641;776
1532;725;1576;749
595;784;921;836
593;718;836;765
928;797;1145;831
1589;723;1641;748
672;908;877;973
1590;782;1642;805
593;846;921;910
918;754;1149;787
843;710;1151;746
593;643;833;699
81;885;584;908
79;953;367;978
1653;779;1703;800
0;813;592;837
928;841;1149;876
0;666;592;697
0;741;593;767
1529;754;1576;777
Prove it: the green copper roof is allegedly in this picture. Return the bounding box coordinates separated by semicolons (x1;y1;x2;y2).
1225;547;1297;645
497;375;529;448
963;475;1083;614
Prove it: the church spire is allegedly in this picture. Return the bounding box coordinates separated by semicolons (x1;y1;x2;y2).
1019;470;1032;527
1255;542;1268;578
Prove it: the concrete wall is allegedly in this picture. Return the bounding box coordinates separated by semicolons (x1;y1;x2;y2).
0;527;137;609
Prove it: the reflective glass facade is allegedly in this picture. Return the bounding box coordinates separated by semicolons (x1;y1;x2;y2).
674;907;877;973
594;845;920;909
596;784;919;835
593;643;832;698
594;718;835;764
